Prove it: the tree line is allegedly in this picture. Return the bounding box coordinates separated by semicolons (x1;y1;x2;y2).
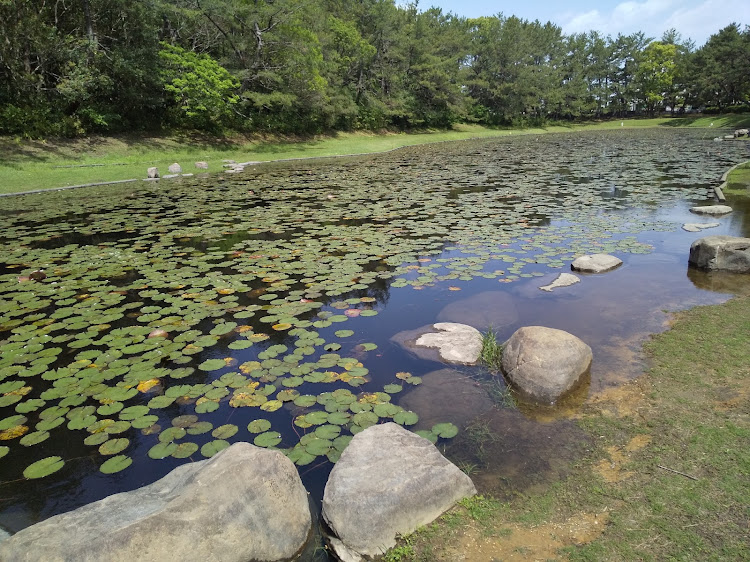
1;0;748;137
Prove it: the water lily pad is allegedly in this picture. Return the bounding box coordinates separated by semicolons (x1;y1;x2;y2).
253;431;282;448
198;358;226;372
196;400;220;413
172;415;199;428
99;437;129;455
431;422;458;439
84;432;110;446
415;430;438;443
159;427;186;443
212;424;238;439
334;330;354;338
148;442;177;459
393;410;419;426
172;442;199;458
314;424;341;440
20;430;50;447
186;421;213;435
23;456;64;479
100;455;132;474
247;419;272;433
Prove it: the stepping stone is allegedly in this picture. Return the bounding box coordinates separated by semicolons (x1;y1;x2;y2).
539;273;580;292
689;205;732;216
571;254;622;274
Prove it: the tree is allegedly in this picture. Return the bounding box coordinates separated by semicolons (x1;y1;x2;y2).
635;41;678;116
690;24;750;110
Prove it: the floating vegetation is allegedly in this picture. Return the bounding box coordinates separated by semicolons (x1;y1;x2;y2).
0;129;746;491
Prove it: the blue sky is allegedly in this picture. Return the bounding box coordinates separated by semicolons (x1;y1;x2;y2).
402;0;750;46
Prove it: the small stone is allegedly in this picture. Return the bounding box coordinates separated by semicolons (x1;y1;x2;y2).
168;163;182;174
414;323;482;365
147;167;159;179
539;272;580;292
571;254;622;274
162;174;178;179
689;205;733;216
682;222;720;232
195;161;209;169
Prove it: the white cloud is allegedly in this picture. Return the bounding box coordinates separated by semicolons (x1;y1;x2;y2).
559;0;750;46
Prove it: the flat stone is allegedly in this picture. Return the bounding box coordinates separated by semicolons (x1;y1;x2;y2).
571;254;622;274
161;174;179;179
399;368;494;431
322;423;476;560
167;163;182;174
501;326;592;404
688;235;750;272
682;222;720;232
689;205;733;216
0;442;311;562
437;290;518;329
414;323;482;365
180;173;194;177
539;273;580;292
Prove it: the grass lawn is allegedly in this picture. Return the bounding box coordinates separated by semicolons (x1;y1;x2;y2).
2;115;750;195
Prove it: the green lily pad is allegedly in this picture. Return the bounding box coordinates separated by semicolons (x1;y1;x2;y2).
211;424;238;439
201;439;230;458
415;430;438;443
431;422;458;439
393;410;419;426
99;437;129;455
253;431;282;448
198;358;227;371
172;442;199;458
23;456;64;479
334;330;354;338
20;430;50;447
148;442;178;459
100;455;133;474
159;426;186;443
247;419;272;433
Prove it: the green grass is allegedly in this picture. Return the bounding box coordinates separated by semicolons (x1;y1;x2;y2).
479;327;504;373
3;114;750;195
385;294;750;560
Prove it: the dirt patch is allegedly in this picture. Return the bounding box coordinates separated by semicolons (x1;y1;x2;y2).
444;511;610;561
594;435;652;483
584;379;647;419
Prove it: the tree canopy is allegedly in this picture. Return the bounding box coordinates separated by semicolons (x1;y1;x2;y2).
1;1;748;137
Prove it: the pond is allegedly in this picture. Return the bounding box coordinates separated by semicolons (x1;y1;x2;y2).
1;128;749;543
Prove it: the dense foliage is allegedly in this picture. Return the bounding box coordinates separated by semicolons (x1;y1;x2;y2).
0;0;748;136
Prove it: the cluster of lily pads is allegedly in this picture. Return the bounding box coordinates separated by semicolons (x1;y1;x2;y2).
0;129;746;485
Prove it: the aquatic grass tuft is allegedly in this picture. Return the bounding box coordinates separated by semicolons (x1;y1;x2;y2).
479;327;503;373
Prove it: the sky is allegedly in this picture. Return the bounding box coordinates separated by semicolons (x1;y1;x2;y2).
403;0;750;46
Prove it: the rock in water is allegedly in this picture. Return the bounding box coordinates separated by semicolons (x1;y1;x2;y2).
168;162;182;174
682;222;720;232
688;235;750;272
414;322;482;364
689;205;733;216
322;423;476;560
571;254;622;274
0;443;311;562
539;272;580;292
501;326;592;403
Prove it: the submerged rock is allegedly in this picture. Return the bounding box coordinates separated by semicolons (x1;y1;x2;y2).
571;254;622;274
539;272;580;292
437;290;519;329
399;368;494;431
322;423;476;560
682;222;720;232
689;205;732;216
414;323;482;365
0;442;311;562
688;235;750;273
501;326;592;404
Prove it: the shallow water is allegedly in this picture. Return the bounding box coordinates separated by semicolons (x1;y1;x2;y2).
0;130;749;550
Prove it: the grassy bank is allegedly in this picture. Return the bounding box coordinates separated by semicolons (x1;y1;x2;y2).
2;115;750;195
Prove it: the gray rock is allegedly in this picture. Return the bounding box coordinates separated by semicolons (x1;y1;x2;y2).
168;162;182;174
724;135;735;140
0;442;311;562
539;272;580;292
0;527;9;543
414;322;482;365
437;290;518;329
322;423;476;560
181;173;194;178
161;174;179;179
682;222;720;232
688;235;750;272
399;368;493;431
501;326;592;404
735;128;749;137
147;166;159;179
571;254;622;274
195;161;209;169
689;205;733;216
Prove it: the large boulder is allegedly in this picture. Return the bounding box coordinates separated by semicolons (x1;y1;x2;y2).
571;254;622;274
0;443;311;562
688;235;750;273
414;322;482;365
322;423;476;560
501;326;592;404
689;205;732;216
